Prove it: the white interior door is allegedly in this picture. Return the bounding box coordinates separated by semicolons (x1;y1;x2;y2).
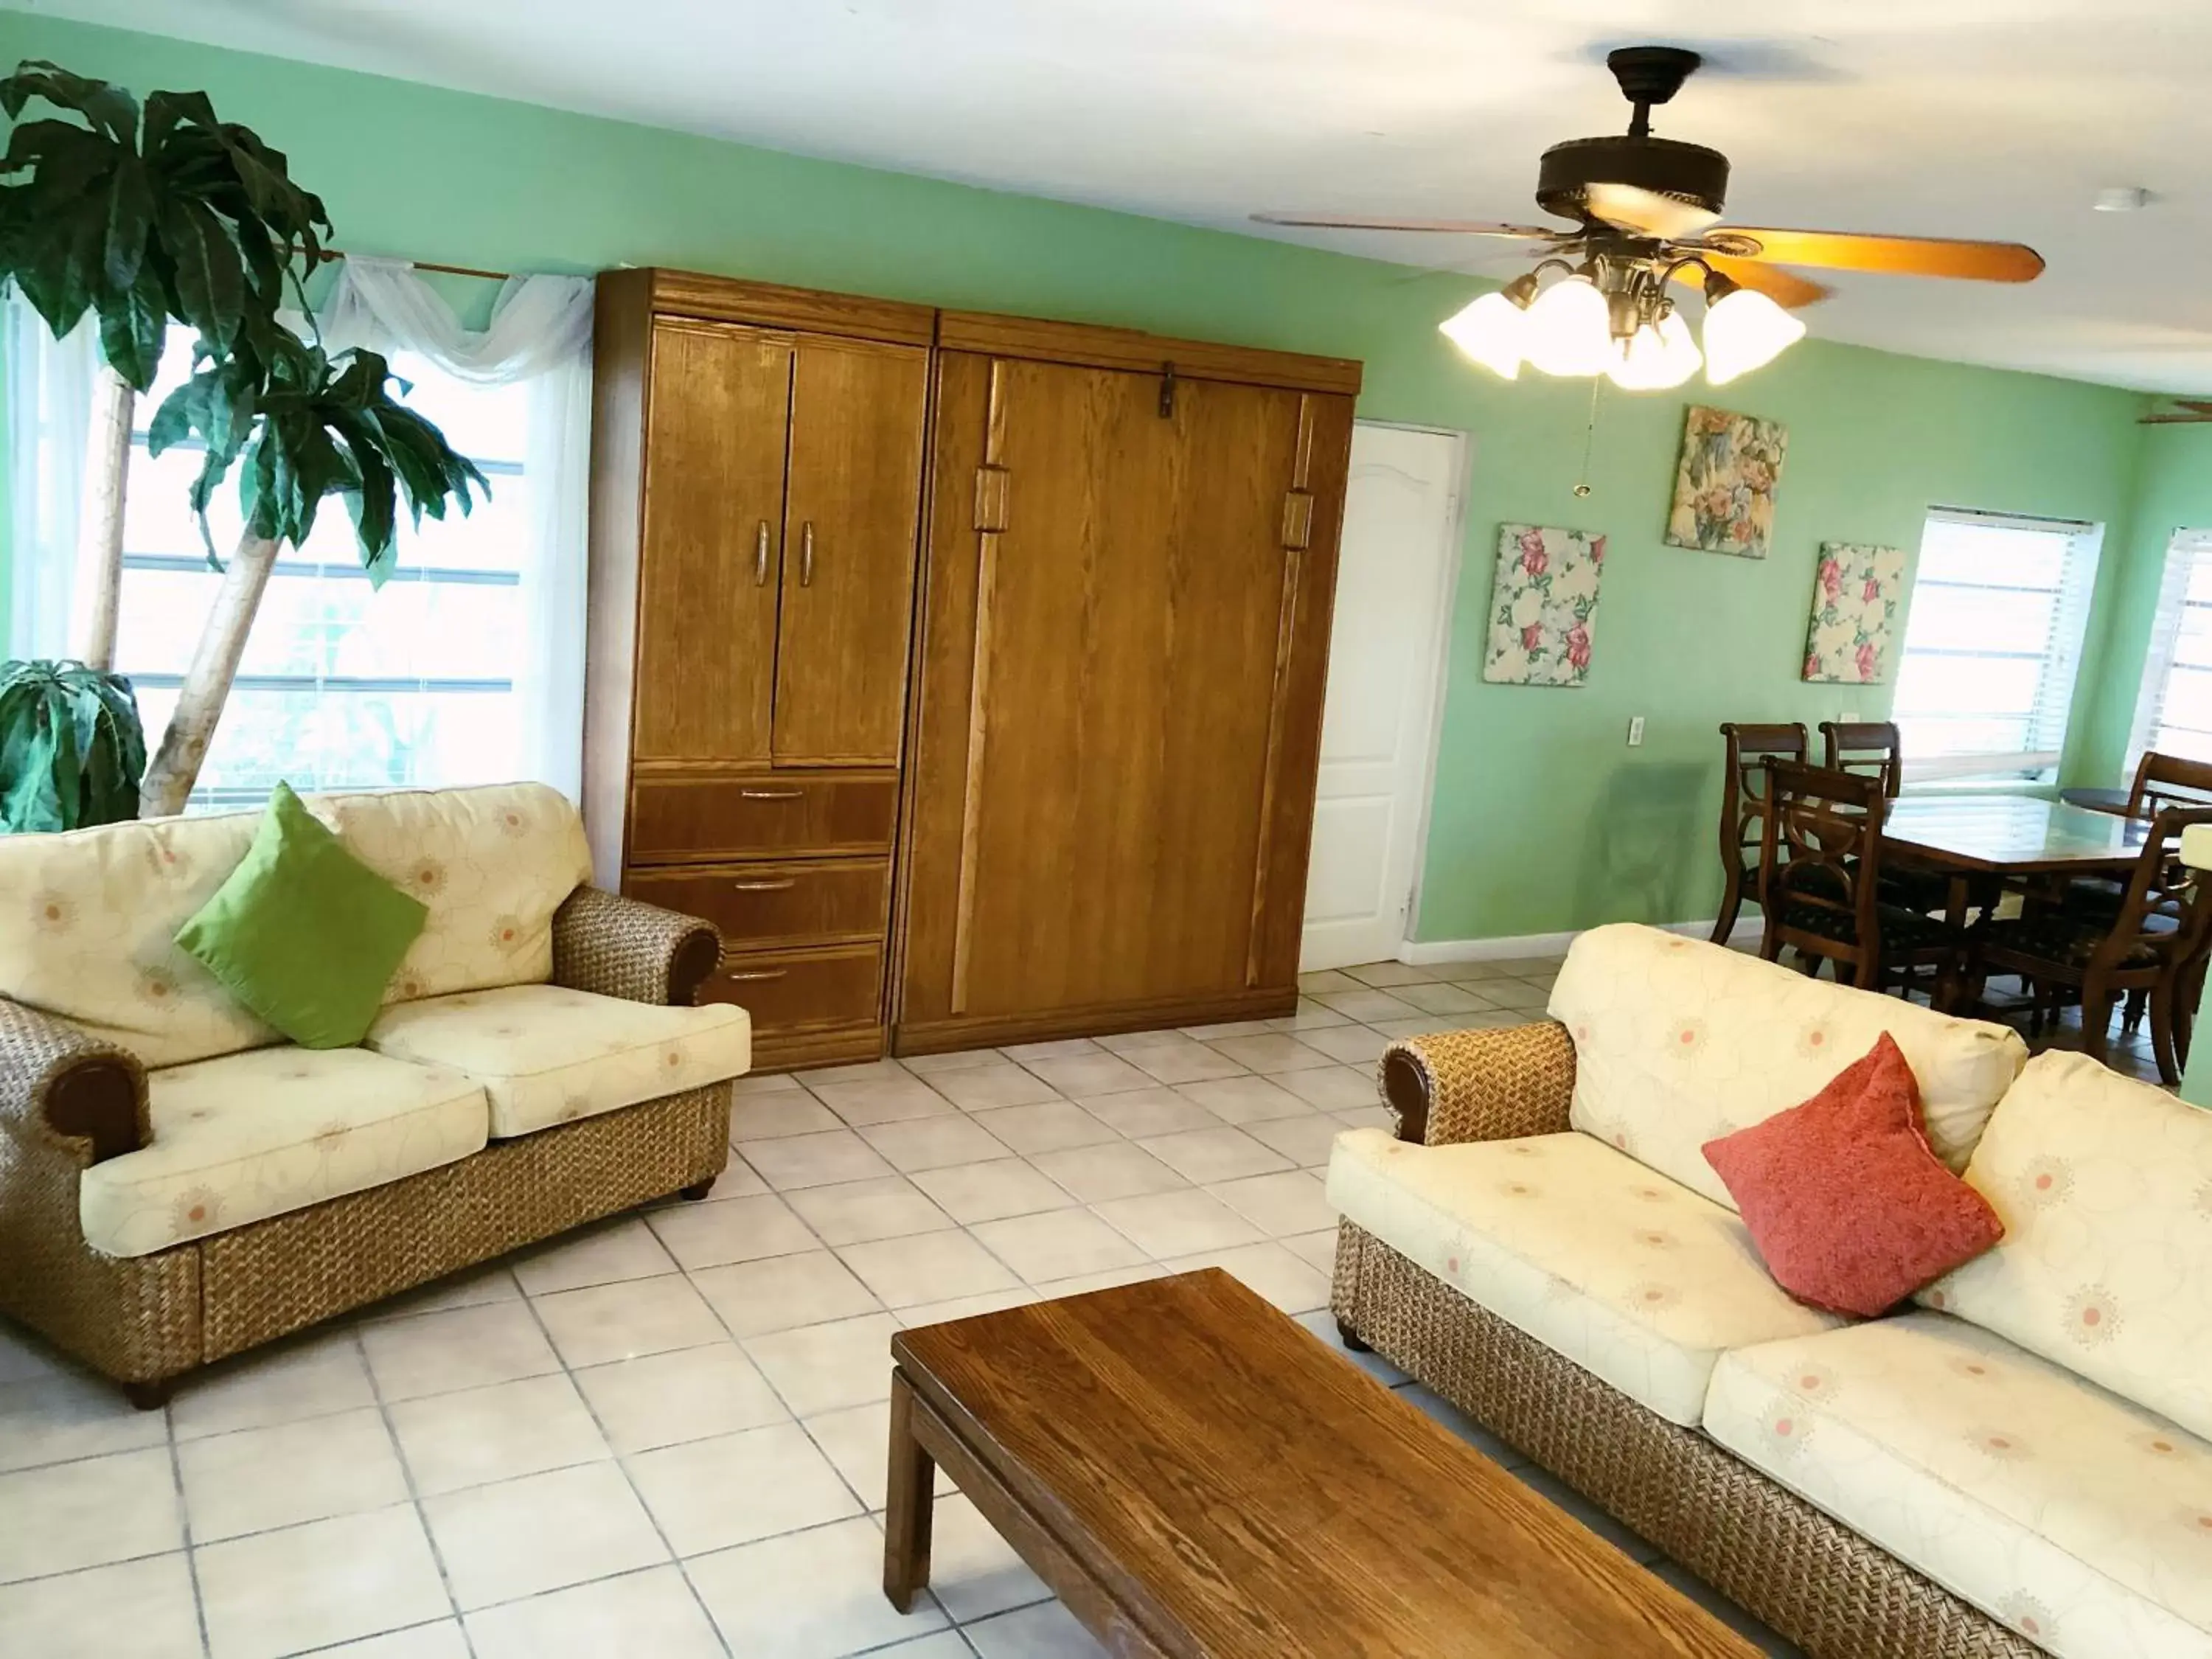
1301;423;1465;972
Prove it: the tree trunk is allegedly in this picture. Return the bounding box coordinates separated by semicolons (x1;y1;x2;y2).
76;365;136;672
139;530;281;818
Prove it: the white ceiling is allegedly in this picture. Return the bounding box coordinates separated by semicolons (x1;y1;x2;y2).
15;0;2212;392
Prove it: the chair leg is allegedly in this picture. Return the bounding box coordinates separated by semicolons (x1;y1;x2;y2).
2082;980;2118;1067
2174;971;2199;1070
2150;983;2183;1085
1711;863;1744;946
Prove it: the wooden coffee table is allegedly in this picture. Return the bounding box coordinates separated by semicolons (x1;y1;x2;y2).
883;1268;1758;1656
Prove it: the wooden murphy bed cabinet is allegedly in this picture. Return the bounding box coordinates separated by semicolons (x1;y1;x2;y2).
586;267;1361;1067
585;270;931;1068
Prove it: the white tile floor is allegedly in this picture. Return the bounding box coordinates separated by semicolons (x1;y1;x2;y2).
7;946;2157;1658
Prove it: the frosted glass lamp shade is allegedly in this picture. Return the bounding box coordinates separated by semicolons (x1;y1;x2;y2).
1520;276;1613;377
1438;291;1526;378
1606;312;1703;390
1703;287;1807;384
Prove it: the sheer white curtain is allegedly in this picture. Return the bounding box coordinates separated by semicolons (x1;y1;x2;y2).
320;257;595;799
3;289;97;659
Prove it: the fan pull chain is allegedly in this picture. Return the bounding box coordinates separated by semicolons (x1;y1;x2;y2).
1573;378;1601;498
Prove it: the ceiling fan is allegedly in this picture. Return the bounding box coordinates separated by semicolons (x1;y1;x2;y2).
2141;400;2212;425
1255;46;2045;389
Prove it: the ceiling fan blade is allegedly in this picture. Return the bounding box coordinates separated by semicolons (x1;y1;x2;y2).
1583;182;1721;240
2140;414;2212;425
2177;400;2212;414
1703;226;2044;282
1250;212;1565;238
1670;254;1832;310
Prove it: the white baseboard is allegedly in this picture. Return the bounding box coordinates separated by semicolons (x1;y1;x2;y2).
1397;916;1759;967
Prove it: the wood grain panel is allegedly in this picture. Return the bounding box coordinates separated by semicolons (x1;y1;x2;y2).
773;338;931;766
900;349;1328;1034
644;268;936;347
623;858;891;950
629;771;899;863
632;321;793;765
937;310;1363;396
889;1271;1756;1658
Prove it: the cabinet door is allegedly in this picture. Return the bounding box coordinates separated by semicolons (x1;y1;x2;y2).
772;338;930;766
633;321;793;765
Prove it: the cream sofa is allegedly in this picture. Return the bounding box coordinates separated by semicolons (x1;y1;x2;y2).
0;783;751;1404
1329;923;2212;1659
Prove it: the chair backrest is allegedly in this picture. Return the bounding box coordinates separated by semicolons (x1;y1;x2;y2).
2125;750;2212;820
1717;722;1809;870
2093;804;2212;973
1761;760;1886;950
1819;720;1903;799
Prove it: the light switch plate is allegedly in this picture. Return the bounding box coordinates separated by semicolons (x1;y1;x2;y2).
1627;716;1646;747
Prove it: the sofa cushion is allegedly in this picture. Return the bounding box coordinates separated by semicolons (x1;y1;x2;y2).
0;782;592;1071
310;782;592;1009
1921;1049;2212;1445
79;1048;488;1257
1549;923;2027;1211
0;810;279;1068
364;984;751;1138
1326;1127;1840;1425
1702;1033;2004;1318
1705;1312;2212;1659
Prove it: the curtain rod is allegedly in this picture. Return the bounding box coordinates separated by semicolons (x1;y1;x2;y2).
313;250;513;282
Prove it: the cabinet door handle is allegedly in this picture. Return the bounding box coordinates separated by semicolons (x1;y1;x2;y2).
754;521;771;586
737;788;804;801
723;967;789;983
731;878;797;891
801;521;815;588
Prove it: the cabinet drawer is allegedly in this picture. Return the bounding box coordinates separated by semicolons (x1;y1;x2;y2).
625;859;889;950
700;942;884;1032
630;772;899;862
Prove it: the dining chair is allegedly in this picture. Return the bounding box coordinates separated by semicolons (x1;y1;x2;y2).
1969;805;2212;1082
1757;760;1955;996
2126;749;2212;818
1711;722;1809;945
1819;720;1904;798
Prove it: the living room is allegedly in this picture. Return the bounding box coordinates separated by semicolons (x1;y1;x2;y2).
1;4;2208;1657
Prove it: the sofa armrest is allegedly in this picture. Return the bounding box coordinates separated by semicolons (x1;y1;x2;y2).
552;887;722;1006
0;1000;147;1168
1380;1019;1576;1147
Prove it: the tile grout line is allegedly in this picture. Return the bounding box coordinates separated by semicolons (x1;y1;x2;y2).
160;1383;214;1659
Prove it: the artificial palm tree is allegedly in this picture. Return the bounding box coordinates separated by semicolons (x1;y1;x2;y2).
1;60;483;820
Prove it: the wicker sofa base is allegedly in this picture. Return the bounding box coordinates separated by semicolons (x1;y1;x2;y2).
1332;1220;2037;1659
0;1082;731;1392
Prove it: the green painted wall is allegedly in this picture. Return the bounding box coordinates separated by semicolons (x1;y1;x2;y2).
0;12;2167;940
2074;425;2212;784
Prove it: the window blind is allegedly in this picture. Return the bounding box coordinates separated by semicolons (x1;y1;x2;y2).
2126;528;2212;770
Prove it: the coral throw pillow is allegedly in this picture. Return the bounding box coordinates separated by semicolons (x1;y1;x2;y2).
1702;1033;2003;1318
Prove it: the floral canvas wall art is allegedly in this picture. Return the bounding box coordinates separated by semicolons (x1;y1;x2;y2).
1803;541;1907;684
1483;524;1605;688
1664;405;1790;560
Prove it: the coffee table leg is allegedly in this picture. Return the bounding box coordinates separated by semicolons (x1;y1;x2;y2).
883;1368;936;1611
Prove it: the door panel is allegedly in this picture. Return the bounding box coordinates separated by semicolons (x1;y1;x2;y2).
1301;424;1463;970
633;322;793;764
914;356;1304;1020
773;339;930;765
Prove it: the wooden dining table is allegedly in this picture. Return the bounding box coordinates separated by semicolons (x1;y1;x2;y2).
1882;793;2151;881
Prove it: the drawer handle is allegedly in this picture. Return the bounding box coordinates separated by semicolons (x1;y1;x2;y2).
754;520;771;586
723;967;789;983
731;878;797;892
738;788;804;801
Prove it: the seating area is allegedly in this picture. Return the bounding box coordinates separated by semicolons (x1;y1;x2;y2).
4;8;2212;1658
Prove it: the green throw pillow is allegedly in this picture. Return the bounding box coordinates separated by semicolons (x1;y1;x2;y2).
176;782;428;1048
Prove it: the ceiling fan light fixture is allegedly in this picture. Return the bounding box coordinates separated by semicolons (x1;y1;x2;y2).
1701;276;1806;385
1607;310;1703;390
1439;290;1527;379
1520;275;1613;377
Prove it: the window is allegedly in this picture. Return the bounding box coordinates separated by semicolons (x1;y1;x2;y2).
1891;507;2103;784
116;334;531;811
2126;529;2212;768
